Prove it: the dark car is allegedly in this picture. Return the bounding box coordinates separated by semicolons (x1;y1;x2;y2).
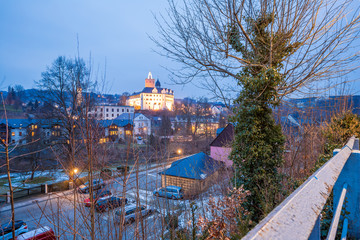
115;204;155;225
95;196;128;212
117;165;130;174
78;179;105;194
84;190;112;207
0;220;28;240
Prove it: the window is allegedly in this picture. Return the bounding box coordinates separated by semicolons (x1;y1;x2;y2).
95;108;97;112
106;108;109;112
112;114;114;117
19;132;22;136
122;109;124;112
31;132;34;136
127;109;129;112
117;114;119;117
117;109;119;112
106;114;108;117
11;132;15;136
112;108;114;112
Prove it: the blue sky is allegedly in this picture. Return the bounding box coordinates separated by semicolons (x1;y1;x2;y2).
0;0;204;99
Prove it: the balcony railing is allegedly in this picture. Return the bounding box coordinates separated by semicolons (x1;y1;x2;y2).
243;137;359;240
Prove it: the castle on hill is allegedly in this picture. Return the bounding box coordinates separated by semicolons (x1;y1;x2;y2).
127;72;174;111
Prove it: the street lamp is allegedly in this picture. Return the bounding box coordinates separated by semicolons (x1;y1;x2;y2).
73;168;78;174
177;149;182;155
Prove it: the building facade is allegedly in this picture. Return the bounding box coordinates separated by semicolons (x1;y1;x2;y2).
116;113;151;136
88;105;134;120
127;72;174;111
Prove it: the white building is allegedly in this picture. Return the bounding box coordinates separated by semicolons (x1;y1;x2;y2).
127;72;174;111
88;105;134;120
116;113;151;136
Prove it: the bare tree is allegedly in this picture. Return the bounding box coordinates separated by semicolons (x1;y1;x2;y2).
152;0;360;102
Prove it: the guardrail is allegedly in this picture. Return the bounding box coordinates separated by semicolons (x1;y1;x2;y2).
243;137;360;240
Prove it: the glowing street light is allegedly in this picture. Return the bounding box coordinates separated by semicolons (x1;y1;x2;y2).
177;149;182;155
73;168;78;174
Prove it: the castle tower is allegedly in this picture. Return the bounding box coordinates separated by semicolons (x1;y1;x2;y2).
145;72;155;88
155;79;161;88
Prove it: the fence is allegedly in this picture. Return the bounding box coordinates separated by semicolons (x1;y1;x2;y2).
243;137;359;240
0;175;90;204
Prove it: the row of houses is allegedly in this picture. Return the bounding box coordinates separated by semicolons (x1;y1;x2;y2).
0;112;227;145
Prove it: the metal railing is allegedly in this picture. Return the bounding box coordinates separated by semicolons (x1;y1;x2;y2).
243;137;359;240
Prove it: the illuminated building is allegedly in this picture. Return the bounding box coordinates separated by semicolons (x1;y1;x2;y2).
88;105;134;120
127;72;174;111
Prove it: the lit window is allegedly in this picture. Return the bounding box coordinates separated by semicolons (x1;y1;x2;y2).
31;132;34;136
11;132;15;136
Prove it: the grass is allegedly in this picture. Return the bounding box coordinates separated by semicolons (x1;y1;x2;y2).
22;176;54;184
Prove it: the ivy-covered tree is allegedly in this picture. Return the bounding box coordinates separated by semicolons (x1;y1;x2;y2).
229;15;300;223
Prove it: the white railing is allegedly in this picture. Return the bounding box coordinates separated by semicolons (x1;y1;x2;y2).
243;137;359;240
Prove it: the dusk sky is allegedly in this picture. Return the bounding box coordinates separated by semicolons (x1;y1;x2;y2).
1;1;359;101
0;1;208;99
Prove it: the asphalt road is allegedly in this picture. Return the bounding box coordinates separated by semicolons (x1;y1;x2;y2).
0;162;186;240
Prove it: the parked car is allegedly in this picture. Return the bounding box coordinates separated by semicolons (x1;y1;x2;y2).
17;226;56;240
153;186;184;200
116;165;130;174
115;204;155;225
0;220;28;240
78;179;105;194
95;196;127;212
84;190;112;207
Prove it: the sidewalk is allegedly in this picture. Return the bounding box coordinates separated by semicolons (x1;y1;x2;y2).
0;156;183;213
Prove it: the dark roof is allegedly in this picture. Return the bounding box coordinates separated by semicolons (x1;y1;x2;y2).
155;79;161;88
131;87;173;96
159;152;221;180
115;113;149;121
98;119;132;128
210;123;234;147
0;119;61;128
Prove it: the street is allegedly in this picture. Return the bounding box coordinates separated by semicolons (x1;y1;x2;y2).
0;162;185;239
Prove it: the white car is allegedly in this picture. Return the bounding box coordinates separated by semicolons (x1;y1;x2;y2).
115;204;155;224
0;220;28;240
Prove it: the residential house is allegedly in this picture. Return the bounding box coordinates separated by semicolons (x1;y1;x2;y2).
209;123;234;167
115;113;151;136
98;119;133;142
